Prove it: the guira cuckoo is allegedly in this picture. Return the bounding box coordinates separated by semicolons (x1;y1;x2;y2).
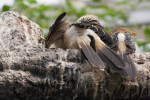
111;27;137;79
45;12;126;74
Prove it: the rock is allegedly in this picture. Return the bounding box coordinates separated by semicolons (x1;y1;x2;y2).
0;11;44;51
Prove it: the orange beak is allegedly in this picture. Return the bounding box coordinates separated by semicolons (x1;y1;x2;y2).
130;32;137;36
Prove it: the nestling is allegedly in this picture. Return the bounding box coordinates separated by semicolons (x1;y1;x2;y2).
111;27;137;79
45;13;126;75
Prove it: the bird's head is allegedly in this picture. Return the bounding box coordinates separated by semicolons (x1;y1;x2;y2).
77;14;99;23
71;14;104;30
111;27;136;36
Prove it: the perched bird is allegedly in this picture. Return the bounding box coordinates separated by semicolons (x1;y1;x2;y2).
71;15;113;47
45;13;126;74
111;27;137;79
64;15;126;71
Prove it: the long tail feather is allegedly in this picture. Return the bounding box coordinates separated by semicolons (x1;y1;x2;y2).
45;12;69;48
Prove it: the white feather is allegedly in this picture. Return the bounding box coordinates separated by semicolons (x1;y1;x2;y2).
117;33;126;55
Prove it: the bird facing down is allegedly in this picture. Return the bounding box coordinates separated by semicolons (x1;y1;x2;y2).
64;14;126;72
71;15;113;47
45;13;126;76
111;27;137;79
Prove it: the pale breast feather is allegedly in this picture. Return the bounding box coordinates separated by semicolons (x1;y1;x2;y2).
117;33;126;53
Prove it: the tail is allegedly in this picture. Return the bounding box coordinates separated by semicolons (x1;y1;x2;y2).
120;53;137;79
45;12;69;48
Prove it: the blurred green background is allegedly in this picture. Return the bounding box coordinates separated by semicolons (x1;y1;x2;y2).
0;0;150;52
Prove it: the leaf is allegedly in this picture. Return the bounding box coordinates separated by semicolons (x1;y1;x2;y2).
93;0;102;2
27;0;36;4
2;5;11;12
144;27;150;42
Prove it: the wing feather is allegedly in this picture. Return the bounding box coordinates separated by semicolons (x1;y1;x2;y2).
120;54;137;79
96;45;126;70
77;37;105;69
111;33;119;51
97;49;122;72
45;12;69;48
124;34;136;54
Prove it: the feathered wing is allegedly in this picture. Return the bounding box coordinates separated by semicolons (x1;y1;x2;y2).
120;54;137;79
76;36;105;69
111;33;137;79
93;27;112;47
96;44;126;71
45;12;69;48
124;33;136;54
123;34;137;79
96;48;122;72
111;33;119;51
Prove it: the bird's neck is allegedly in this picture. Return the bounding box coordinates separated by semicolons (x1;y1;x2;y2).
117;33;126;54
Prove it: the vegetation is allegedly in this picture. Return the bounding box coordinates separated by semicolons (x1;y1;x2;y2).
1;0;127;34
1;0;150;52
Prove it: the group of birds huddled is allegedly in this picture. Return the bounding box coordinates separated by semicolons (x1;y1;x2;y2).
45;12;137;80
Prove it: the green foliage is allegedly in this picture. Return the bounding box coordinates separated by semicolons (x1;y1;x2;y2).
136;41;150;52
116;0;129;5
66;1;86;18
144;27;150;42
1;0;128;36
1;0;149;52
89;4;127;21
28;0;37;4
93;0;101;2
2;5;11;11
143;27;150;51
136;27;150;52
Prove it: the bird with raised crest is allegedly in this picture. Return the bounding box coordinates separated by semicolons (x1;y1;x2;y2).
111;27;137;79
45;12;126;75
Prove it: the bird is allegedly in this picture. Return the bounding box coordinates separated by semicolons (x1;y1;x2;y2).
45;13;126;74
111;27;137;79
64;14;126;71
71;15;113;47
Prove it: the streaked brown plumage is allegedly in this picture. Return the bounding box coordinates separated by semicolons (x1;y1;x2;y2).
111;27;137;79
71;15;113;47
45;13;126;74
64;15;125;71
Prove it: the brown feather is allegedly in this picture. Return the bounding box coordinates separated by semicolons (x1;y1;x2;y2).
120;53;137;79
111;28;137;79
97;49;122;72
77;37;105;69
110;27;133;34
45;12;69;48
96;45;126;70
72;15;112;47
